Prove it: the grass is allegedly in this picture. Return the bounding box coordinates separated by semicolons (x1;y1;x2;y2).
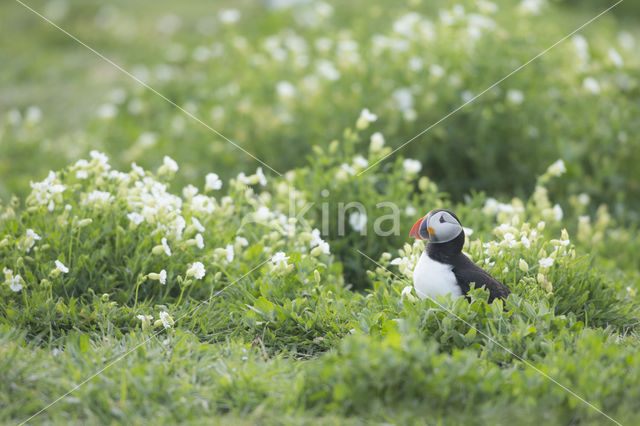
1;0;640;424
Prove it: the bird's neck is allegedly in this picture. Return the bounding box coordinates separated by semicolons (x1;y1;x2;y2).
426;231;465;264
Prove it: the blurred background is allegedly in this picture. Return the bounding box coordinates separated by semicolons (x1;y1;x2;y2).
1;0;639;217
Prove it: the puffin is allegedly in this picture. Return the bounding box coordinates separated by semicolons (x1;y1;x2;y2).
409;209;510;303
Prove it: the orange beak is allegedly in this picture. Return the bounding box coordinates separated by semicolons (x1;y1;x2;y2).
409;217;424;239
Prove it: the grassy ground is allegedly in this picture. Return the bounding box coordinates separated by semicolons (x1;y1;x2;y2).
1;0;640;424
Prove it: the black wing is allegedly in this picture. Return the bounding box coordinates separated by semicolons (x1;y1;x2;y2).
451;254;511;303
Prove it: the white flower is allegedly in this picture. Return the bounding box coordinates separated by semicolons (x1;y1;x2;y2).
168;215;186;241
163;156;179;173
553;204;563;221
310;229;323;247
479;1;499;14
608;48;623;68
618;32;635;50
21;229;42;253
237;172;250;185
430;64;445;78
137;132;157;147
136;314;153;328
195;233;205;249
401;285;416;301
520;0;546;15
353;156;369;169
205;173;222;191
392;88;414;111
182;185;199;199
236;236;249;246
356;108;377;129
360;108;377;122
271;252;289;268
577;193;590;206
518;259;529;272
159;311;174;329
186;261;205;279
97;103;117;119
127;212;145;225
572;34;589;62
109;171;130;183
25;106;42;124
219;8;241;24
463;227;474;236
408;57;423;71
10;275;24;292
483;198;519;215
402;159;422;174
389;253;420;277
256;167;267;186
340;163;356;176
149;270;167;284
225;244;234;263
503;232;517;247
349;211;367;232
84;190;114;207
583;77;600;95
192;217;205;233
370;132;385;151
309;229;330;255
276;81;296;99
156;13;181;35
315;240;330;255
76;170;88;179
131;162;145;177
539;257;554;268
547;159;566;177
405;205;416;217
190;195;216;215
161;237;172;256
521;236;531;248
316;60;340;81
28;171;66;210
55;260;69;274
506;89;524;105
255;206;272;221
392;12;421;37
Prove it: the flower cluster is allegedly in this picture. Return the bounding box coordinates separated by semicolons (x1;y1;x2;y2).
137;311;175;330
3;267;24;293
27;171;66;212
389;241;425;278
1;150;337;315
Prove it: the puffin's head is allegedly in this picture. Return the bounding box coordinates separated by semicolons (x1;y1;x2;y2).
409;209;463;243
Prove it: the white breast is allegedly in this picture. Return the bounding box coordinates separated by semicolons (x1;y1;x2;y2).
412;252;462;300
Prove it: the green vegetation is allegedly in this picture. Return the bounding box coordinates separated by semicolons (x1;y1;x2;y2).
1;0;639;424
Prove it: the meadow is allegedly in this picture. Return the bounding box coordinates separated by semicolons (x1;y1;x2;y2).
1;0;640;424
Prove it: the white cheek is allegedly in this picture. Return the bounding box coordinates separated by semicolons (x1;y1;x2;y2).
433;222;461;242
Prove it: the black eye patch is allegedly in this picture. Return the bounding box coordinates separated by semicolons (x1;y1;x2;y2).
439;215;446;223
